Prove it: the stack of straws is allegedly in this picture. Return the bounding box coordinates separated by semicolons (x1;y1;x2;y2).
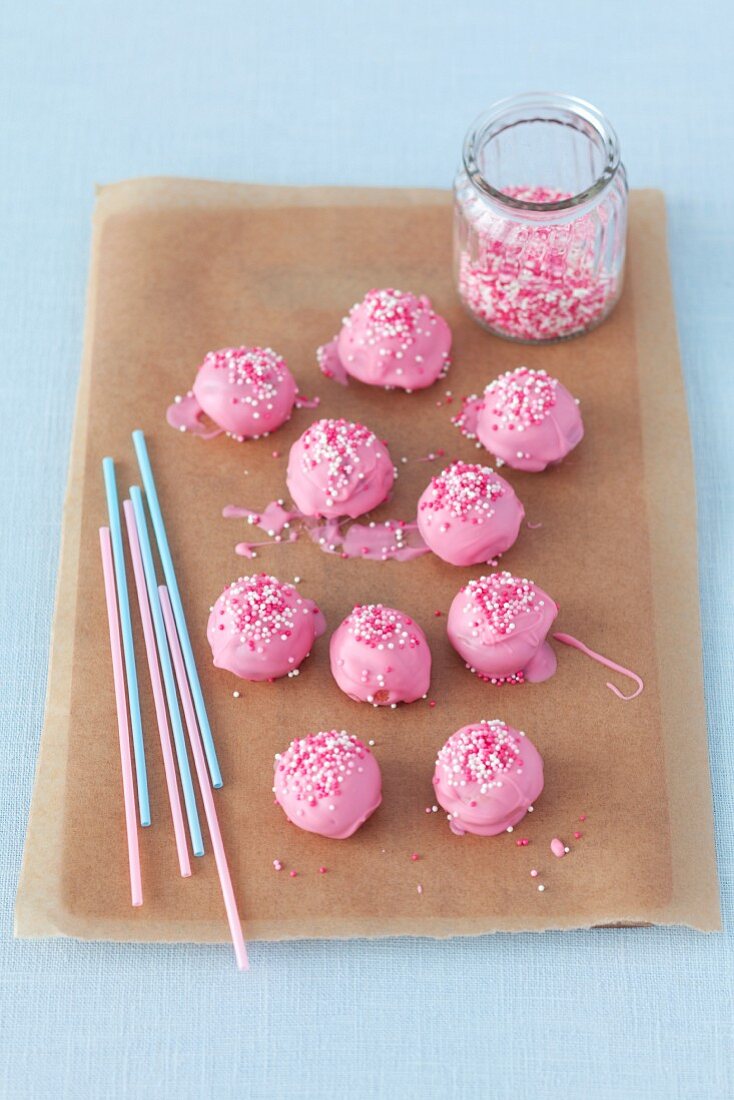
99;429;248;970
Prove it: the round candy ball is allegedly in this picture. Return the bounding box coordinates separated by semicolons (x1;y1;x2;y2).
330;603;431;706
319;287;451;391
447;571;558;684
192;346;298;440
286;417;395;519
273;730;382;839
416;460;525;566
474;366;583;472
433;719;544;836
207;573;325;682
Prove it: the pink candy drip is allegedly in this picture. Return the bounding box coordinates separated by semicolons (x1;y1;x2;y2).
458;186;617;341
225;500;429;563
166;391;223;439
316;339;349;385
274;730;370;801
553;632;644;700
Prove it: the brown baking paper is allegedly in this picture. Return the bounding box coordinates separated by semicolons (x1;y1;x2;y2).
15;179;721;943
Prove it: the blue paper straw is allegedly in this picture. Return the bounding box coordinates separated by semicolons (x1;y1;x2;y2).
132;430;223;788
130;488;205;856
102;457;151;826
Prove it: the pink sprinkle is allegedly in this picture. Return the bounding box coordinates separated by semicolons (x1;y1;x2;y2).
574;831;582;840
289;870;298;878
551;838;566;859
457;189;618;341
428;700;437;709
515;839;523;847
530;869;538;877
318;866;328;874
272;450;281;458
434;610;443;617
410;852;420;862
521;838;529;846
273;859;283;871
579;813;587;821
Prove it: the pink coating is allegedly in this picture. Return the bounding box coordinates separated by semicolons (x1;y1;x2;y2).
329;604;431;706
447;571;558;684
286;417;395;519
553;632;644;700
273;730;382;839
318;288;451;391
416;460;525;566
456;367;583;472
207;573;325;682
433;720;544;837
168;346;298;441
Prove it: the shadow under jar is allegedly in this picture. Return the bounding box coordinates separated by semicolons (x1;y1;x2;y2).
454;93;628;343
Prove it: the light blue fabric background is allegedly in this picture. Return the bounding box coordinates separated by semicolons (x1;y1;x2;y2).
1;2;732;1097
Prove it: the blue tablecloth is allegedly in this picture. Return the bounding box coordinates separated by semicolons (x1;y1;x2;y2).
1;2;731;1096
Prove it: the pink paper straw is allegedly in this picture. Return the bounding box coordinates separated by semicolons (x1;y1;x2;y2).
159;585;248;970
99;527;143;907
123;500;191;878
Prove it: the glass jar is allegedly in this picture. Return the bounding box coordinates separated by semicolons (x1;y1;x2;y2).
454;93;628;343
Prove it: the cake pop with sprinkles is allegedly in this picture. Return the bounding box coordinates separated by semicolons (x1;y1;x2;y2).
330;604;432;706
167;346;299;441
273;730;382;838
317;288;452;391
207;573;325;682
416;460;525;566
286;417;395;519
456;366;583;472
433;719;544;836
448;571;559;684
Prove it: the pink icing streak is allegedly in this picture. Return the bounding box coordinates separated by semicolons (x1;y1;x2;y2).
166;391;223;438
223;501;429;563
553;632;644;700
458;186;618;341
273;730;382;839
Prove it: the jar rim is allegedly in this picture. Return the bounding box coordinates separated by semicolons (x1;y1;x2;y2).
462;92;622;212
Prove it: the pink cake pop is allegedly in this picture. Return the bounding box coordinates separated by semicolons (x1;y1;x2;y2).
286;418;395;519
330;604;431;706
207;573;325;682
168;346;298;441
317;288;451;391
273;730;382;839
458;367;583;472
416;460;525;566
433;719;544;836
448;571;558;684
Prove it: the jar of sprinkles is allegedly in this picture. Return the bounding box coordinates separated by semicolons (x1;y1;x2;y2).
454;93;628;343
